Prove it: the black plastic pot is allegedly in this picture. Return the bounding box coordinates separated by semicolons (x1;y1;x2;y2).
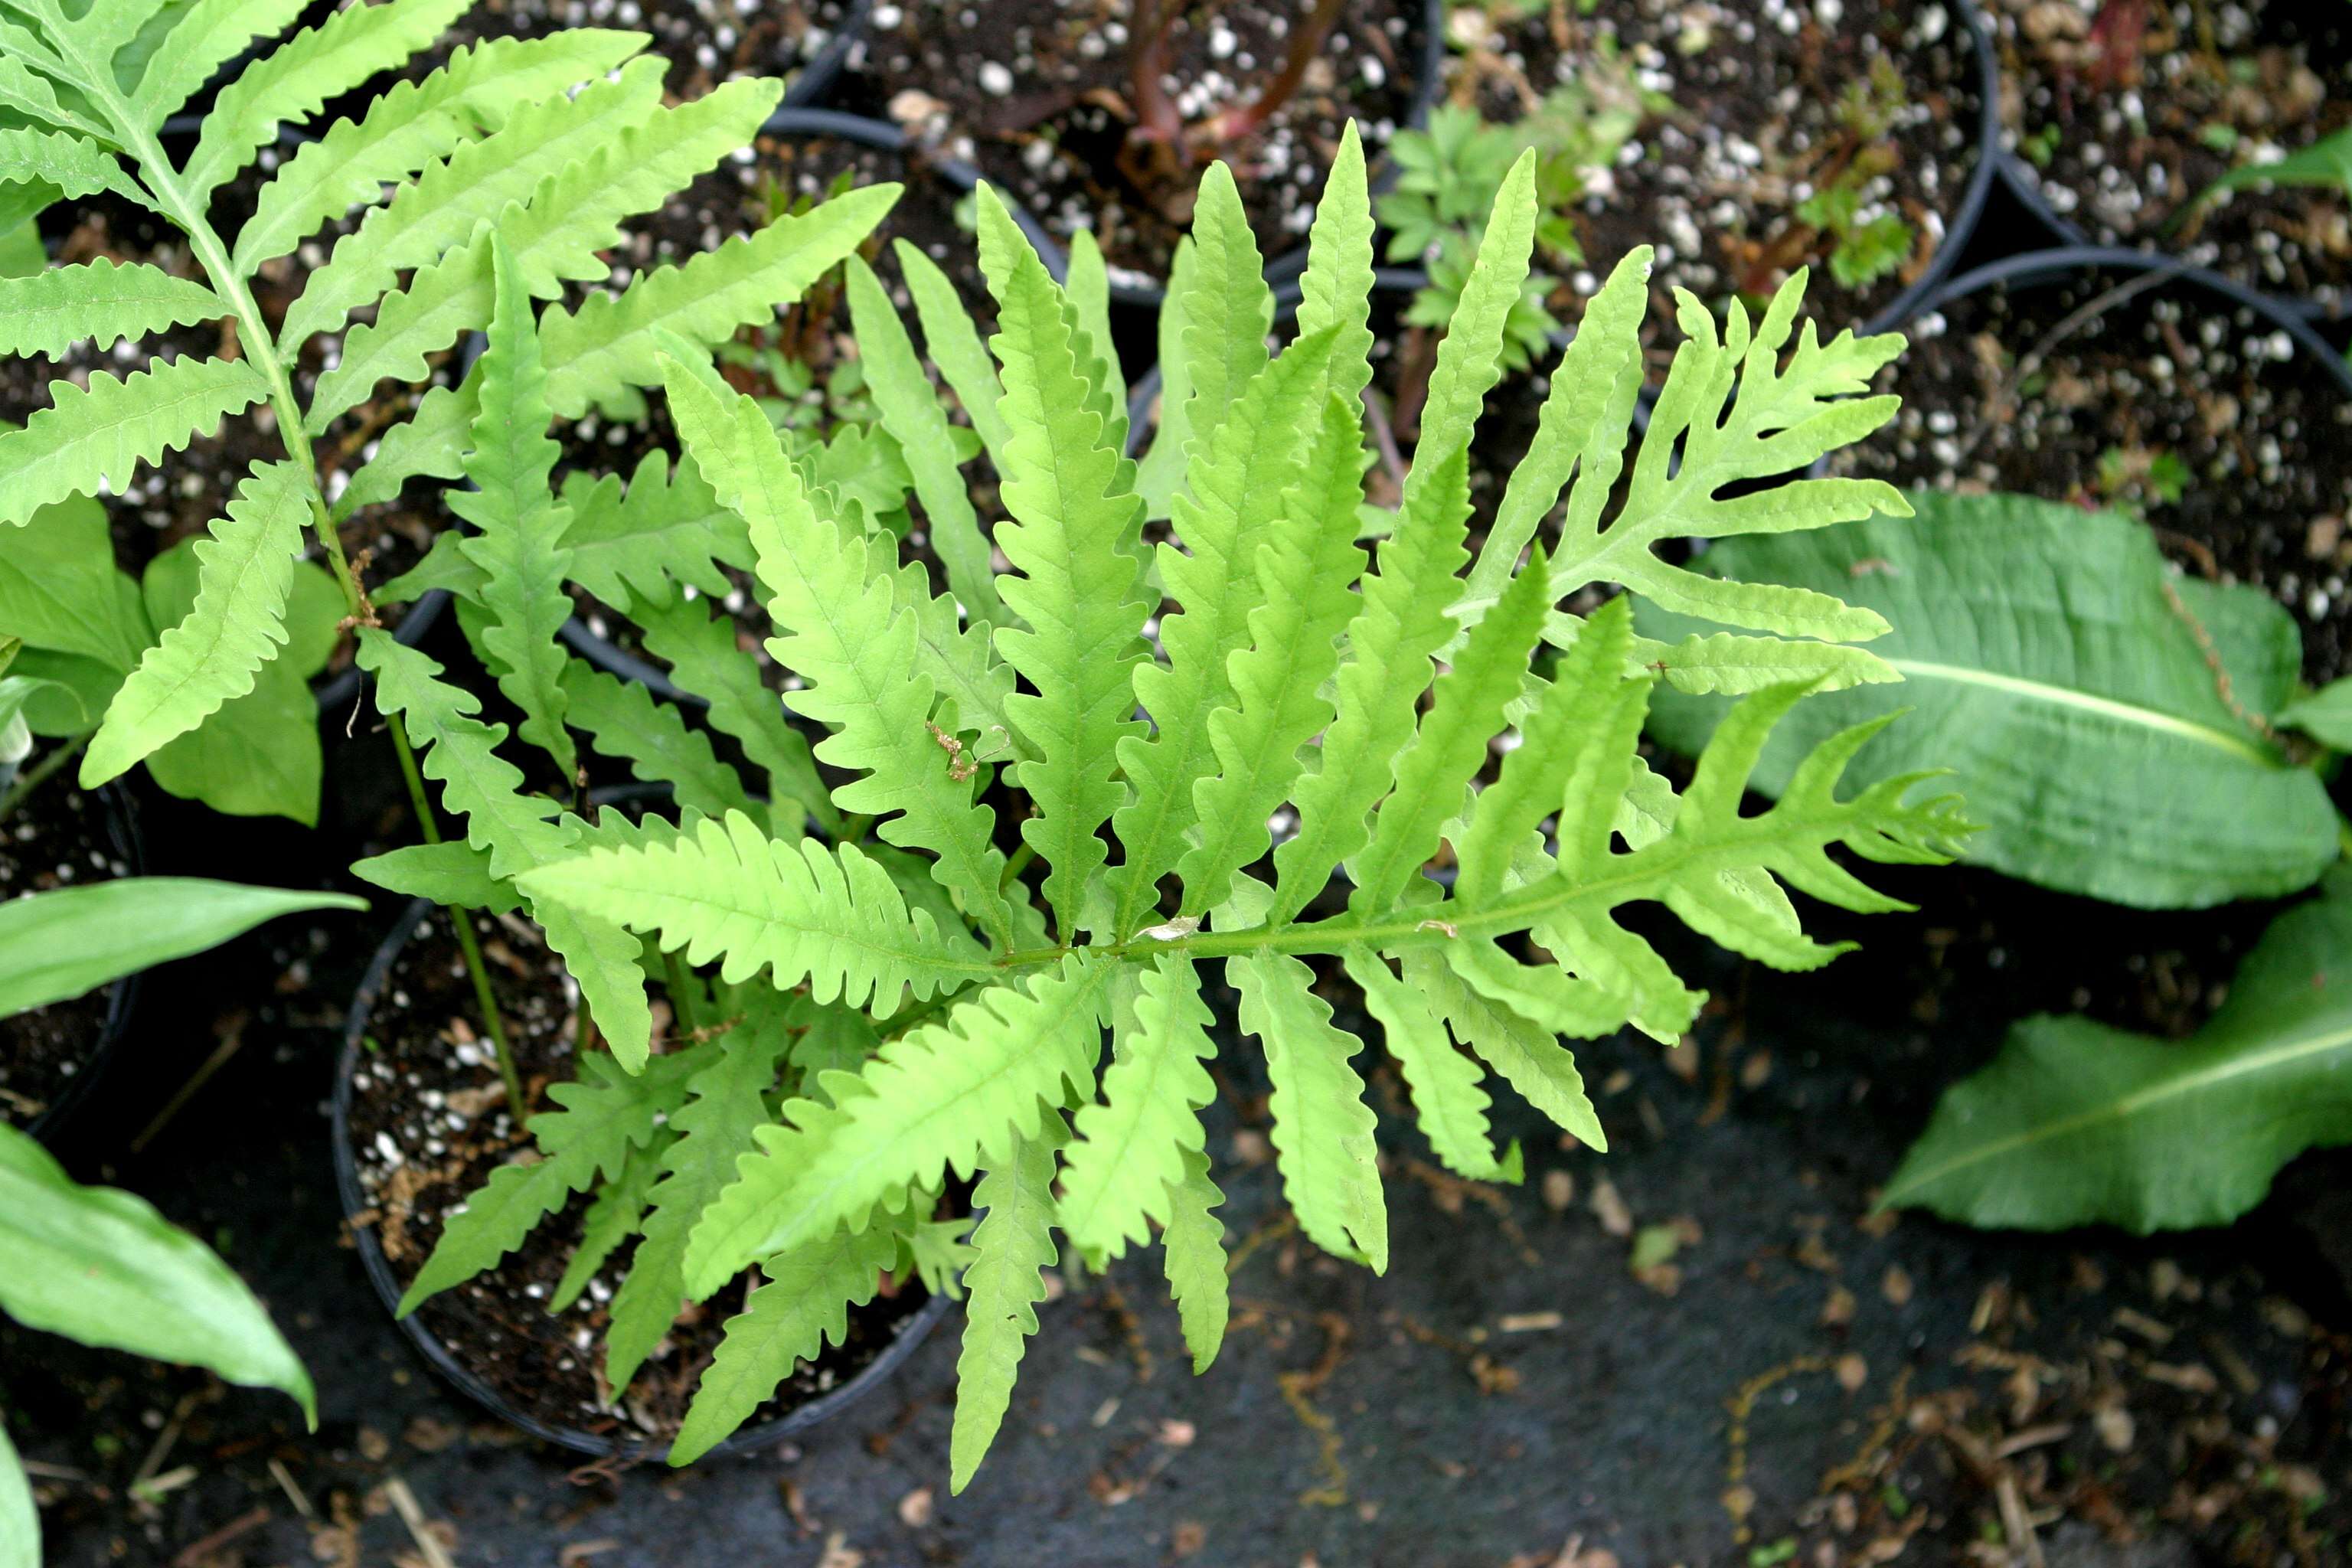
1983;7;2344;322
20;786;145;1146
332;891;951;1459
1099;0;1448;312
559;105;1067;701
1858;0;2004;338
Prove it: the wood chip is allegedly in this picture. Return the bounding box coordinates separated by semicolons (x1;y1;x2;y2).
2092;1403;2135;1452
897;1487;934;1527
1834;1354;1868;1392
1820;1285;1857;1328
1589;1180;1633;1238
2143;1361;2220;1394
1880;1266;1914;1307
1498;1311;1563;1333
1540;1169;1575;1212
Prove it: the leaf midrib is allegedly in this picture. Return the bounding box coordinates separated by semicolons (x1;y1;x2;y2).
1884;656;2277;766
1886;1018;2352;1200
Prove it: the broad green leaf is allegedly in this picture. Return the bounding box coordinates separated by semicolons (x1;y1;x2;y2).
142;655;322;822
350;838;521;913
1642;492;2337;908
0;492;149;670
0;1122;312;1421
0;877;361;1016
2;1419;31;1568
1886;873;2352;1231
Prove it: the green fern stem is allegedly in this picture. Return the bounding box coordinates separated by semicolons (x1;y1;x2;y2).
0;729;92;825
387;708;527;1114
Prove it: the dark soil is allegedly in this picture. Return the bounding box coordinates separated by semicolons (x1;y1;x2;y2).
399;0;861;100
1821;263;2352;683
0;784;130;1129
343;903;929;1449
8;186;443;684
1461;0;1985;335
833;0;1427;290
1986;0;2352;312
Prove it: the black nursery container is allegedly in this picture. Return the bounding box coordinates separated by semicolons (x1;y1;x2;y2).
17;786;145;1147
332;890;952;1459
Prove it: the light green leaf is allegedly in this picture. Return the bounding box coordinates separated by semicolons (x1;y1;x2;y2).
559;662;753;822
1057;956;1214;1266
1885;873;2352;1231
1161;1146;1228;1374
0;877;361;1016
1642;492;2337;908
0;492;149;670
350;839;521;914
0;1122;312;1422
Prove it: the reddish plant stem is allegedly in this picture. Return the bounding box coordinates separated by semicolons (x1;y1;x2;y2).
1211;0;1347;142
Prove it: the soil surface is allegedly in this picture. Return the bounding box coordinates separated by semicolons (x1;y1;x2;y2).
345;903;929;1449
1985;0;2352;312
1821;263;2352;683
1459;0;1984;336
398;0;861;100
833;0;1427;290
0;784;131;1131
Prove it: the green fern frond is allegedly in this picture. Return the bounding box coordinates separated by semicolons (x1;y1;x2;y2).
0;57;104;140
949;1116;1064;1492
348;838;520;914
0;126;145;208
976;186;1152;939
893;238;1010;465
282;57;665;346
550;1140;664;1314
1233;936;1387;1272
606;1011;793;1393
1131;236;1194;521
1350;543;1555;916
1170;162;1272;454
681;955;1108;1296
358;629;655;1068
312;76;778;430
1174;394;1368;918
127;0;306;126
235;30;647;274
1292;119;1377;411
1267;445;1471;924
555;455;750;612
181;0;470;201
844;253;1005;629
632;594;832;836
515;809;997;1010
668;1221;901;1467
541;184;897;420
1057;955;1214;1266
559;662;755;822
0;259;225;358
0;354;267;528
1346;946;1517;1182
1407;949;1606;1149
1410;149;1537;475
80;458;307;786
1161;1146;1228;1374
452;237;574;776
658;354;1018;949
1109;327;1338;936
395;1048;699;1314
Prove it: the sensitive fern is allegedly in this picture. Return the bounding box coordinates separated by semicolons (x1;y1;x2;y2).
0;0;889;818
368;132;1968;1485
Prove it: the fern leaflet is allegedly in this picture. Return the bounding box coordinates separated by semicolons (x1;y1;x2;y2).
949;1116;1064;1493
